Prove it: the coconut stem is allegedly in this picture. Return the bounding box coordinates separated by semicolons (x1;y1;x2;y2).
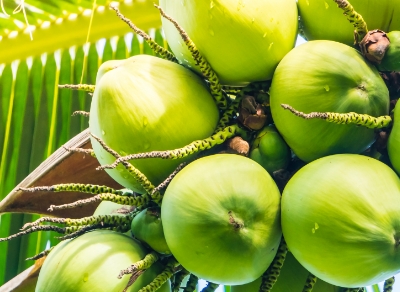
57;222;130;240
259;237;288;292
120;161;160;203
281;104;392;129
20;183;124;195
123;270;146;292
154;4;228;111
200;282;219;292
22;217;67;230
74;214;133;228
222;85;241;95
100;125;246;170
109;5;177;62
72;111;90;117
1;220;129;243
0;225;65;242
183;274;198;292
25;247;54;261
228;211;244;230
63;146;95;156
302;273;317;292
332;0;368;43
91;133;160;201
151;162;187;196
58;84;95;92
48;193;150;212
344;288;364;292
90;132;120;157
215;97;242;132
383;276;395;292
118;251;160;279
138;257;179;292
172;268;190;292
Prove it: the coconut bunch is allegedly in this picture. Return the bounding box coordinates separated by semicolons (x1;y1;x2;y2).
2;0;400;292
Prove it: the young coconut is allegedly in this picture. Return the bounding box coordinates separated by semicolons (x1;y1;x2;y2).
297;0;400;46
378;31;400;72
281;154;400;287
131;207;171;255
249;124;291;175
89;54;219;194
270;40;389;162
35;230;172;292
159;0;298;86
161;154;282;285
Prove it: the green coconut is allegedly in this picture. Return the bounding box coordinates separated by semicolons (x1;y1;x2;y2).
35;230;171;292
270;40;389;162
131;207;170;254
89;55;219;193
159;0;298;86
378;31;400;72
298;0;400;46
281;154;400;287
161;154;282;285
230;252;342;292
249;124;291;174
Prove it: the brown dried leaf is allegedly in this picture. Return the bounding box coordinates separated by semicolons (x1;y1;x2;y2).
0;129;122;219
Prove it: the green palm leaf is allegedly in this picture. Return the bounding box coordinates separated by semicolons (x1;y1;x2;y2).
0;0;163;287
0;0;161;63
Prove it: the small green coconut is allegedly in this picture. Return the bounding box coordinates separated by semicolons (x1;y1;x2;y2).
131;207;170;254
378;31;400;72
249;125;291;174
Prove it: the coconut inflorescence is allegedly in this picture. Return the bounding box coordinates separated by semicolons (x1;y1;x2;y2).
3;1;400;291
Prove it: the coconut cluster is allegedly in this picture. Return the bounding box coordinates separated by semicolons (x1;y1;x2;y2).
2;1;400;292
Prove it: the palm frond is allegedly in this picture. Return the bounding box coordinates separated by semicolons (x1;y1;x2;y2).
0;0;161;63
0;0;165;286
